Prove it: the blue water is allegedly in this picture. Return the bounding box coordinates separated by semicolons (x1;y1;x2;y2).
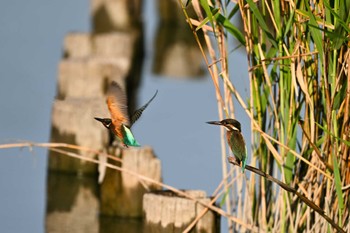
0;0;249;232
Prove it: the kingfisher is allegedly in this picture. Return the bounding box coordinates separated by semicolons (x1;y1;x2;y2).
207;119;247;172
95;81;158;147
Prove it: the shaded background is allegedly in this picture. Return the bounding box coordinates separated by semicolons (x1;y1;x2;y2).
0;0;249;232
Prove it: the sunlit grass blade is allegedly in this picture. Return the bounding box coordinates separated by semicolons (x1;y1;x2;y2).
323;0;350;33
314;122;350;146
215;12;246;45
195;9;219;31
245;0;277;48
227;3;239;20
304;1;324;62
199;0;215;31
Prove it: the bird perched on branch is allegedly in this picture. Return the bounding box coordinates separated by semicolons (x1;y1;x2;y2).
207;119;247;172
95;81;157;147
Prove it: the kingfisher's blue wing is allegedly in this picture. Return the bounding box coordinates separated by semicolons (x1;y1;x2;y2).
228;131;247;172
229;132;246;160
130;90;158;126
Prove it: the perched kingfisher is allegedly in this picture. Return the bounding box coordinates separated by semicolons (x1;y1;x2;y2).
95;81;157;147
207;119;247;172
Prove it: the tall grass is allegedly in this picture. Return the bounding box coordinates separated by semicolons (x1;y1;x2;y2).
180;0;349;232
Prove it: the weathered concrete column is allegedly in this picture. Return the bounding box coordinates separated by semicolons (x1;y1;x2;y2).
143;190;220;233
46;173;99;233
47;1;150;232
91;0;143;33
100;146;162;217
153;0;204;78
48;32;137;174
48;98;109;174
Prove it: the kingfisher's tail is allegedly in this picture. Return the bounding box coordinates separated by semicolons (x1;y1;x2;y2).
241;147;248;173
122;125;141;147
241;157;247;173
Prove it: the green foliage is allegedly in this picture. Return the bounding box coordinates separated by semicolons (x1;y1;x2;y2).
180;0;349;231
196;3;245;45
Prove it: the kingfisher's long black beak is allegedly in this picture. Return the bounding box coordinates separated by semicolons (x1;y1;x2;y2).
94;117;104;123
206;121;223;126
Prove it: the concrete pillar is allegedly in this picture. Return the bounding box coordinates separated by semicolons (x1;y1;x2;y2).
143;190;220;233
100;147;162;217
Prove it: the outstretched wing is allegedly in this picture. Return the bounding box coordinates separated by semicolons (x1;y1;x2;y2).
130;90;158;126
107;81;130;127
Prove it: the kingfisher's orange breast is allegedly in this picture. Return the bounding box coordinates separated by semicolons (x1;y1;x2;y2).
107;122;123;141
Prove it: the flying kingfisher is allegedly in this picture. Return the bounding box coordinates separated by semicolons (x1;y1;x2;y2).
95;81;158;147
207;119;247;172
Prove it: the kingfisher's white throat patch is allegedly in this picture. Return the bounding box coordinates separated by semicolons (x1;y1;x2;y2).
225;124;239;131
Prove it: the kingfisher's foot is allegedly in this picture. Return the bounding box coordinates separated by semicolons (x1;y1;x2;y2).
228;156;239;166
